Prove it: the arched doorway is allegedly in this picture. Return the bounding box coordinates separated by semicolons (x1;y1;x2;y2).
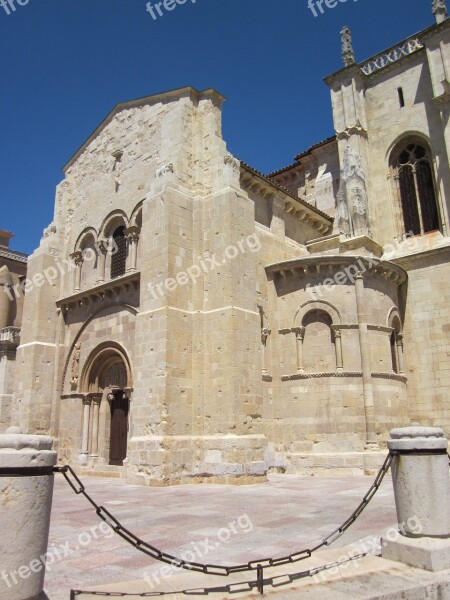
80;343;132;467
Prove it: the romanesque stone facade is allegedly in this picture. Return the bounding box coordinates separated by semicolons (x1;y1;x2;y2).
2;3;450;484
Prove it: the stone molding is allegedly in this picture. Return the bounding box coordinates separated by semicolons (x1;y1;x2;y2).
57;271;140;312
281;371;362;381
266;255;407;286
281;371;407;382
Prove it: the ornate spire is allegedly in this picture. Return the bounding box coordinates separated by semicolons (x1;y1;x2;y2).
341;26;356;67
433;0;448;23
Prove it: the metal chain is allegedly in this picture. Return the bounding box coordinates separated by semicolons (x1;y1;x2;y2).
55;451;392;578
69;552;369;598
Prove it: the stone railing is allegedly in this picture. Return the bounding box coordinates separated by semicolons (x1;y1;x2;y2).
361;38;424;75
0;327;20;344
0;247;27;263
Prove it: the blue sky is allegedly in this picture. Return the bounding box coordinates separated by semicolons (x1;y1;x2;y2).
0;0;436;253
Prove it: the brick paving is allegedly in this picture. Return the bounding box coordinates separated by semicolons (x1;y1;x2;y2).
41;471;399;599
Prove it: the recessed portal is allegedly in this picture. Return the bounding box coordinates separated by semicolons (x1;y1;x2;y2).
80;342;133;468
109;389;129;466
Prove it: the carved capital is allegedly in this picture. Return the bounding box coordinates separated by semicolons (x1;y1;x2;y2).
125;225;141;243
70;251;83;266
291;326;305;341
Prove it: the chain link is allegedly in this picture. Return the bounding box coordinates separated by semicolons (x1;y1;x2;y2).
55;451;392;579
69;552;369;597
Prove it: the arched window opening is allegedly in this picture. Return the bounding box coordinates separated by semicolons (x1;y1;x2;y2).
110;226;127;279
392;142;439;236
389;316;404;375
302;309;336;373
390;332;398;374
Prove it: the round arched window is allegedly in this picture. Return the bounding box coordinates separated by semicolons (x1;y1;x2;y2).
110;226;127;279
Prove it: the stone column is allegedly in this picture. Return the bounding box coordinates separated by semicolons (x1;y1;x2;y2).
125;226;140;273
71;251;83;292
355;273;378;448
90;394;102;459
0;265;12;329
292;327;305;373
95;240;107;285
80;396;91;465
0;427;57;600
261;327;271;377
396;333;405;375
332;326;344;371
383;425;450;571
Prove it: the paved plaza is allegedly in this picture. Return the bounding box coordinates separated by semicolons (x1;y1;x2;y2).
44;470;401;599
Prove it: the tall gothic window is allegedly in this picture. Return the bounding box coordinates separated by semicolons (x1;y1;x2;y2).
110;226;127;279
392;142;439;236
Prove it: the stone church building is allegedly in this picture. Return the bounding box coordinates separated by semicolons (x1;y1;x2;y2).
1;1;449;485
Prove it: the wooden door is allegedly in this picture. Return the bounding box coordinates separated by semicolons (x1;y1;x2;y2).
109;391;129;466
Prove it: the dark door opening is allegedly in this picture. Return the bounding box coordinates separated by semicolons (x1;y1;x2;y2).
109;390;129;466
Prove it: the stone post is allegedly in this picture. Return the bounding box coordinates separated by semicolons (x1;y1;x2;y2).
382;425;450;571
0;427;57;600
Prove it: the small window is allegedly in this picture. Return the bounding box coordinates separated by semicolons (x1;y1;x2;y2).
397;87;405;108
110;226;127;279
390;332;398;374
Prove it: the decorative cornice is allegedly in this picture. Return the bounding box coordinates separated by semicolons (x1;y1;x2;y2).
266;255;407;286
372;372;407;383
0;248;28;263
56;271;140;312
281;371;407;383
240;162;333;235
281;371;362;381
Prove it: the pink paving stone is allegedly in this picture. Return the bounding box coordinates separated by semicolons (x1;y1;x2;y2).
43;472;398;599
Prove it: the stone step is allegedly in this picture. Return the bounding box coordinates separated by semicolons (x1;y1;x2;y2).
80;465;123;478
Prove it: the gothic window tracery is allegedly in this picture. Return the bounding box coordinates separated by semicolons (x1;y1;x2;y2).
391;141;440;236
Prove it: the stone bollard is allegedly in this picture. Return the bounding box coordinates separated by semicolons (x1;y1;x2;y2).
382;425;450;571
0;427;57;600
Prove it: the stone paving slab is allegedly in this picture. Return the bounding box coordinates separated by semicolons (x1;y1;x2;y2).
41;471;402;599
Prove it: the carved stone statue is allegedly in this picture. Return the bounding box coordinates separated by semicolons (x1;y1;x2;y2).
341;26;356;67
432;0;448;23
156;163;174;178
70;343;81;389
336;188;351;237
336;146;370;238
350;185;369;237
